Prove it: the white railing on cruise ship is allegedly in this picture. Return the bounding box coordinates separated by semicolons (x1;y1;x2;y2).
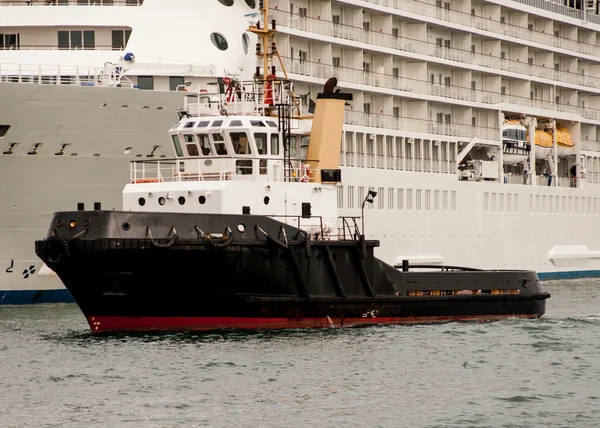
271;8;600;90
0;63;133;86
0;0;143;6
280;55;600;123
343;110;499;141
1;44;119;51
332;0;597;55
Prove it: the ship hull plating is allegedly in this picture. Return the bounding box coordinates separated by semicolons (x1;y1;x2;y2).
35;211;549;333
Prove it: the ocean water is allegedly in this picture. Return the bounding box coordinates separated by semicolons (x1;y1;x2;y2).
0;280;599;428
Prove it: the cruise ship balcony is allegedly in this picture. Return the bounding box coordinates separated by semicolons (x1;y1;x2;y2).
280;56;600;121
272;9;600;92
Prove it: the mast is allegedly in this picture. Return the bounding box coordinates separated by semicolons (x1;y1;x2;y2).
247;0;300;115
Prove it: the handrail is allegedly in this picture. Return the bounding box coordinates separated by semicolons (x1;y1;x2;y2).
129;156;323;184
347;0;597;51
0;0;143;5
0;44;122;51
272;8;600;91
279;55;600;124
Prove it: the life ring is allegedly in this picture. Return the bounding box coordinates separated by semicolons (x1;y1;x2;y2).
42;235;70;267
300;164;310;182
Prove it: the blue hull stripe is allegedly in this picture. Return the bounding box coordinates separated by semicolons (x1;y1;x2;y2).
537;270;600;281
1;269;599;304
0;289;75;305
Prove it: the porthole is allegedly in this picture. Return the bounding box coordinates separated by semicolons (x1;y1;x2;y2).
245;0;256;7
237;223;246;233
263;196;270;205
138;197;146;206
83;219;90;227
122;222;131;231
210;32;229;51
199;195;206;204
178;196;186;205
124;146;133;155
68;220;78;229
158;197;166;206
218;0;233;5
242;33;249;55
56;220;63;228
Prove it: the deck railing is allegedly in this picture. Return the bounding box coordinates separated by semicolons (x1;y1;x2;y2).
130;157;321;184
272;8;600;90
0;0;143;6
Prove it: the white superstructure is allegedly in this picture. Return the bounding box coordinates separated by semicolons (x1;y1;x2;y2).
2;0;600;303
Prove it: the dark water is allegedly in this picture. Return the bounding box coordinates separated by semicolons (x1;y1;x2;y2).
1;281;599;428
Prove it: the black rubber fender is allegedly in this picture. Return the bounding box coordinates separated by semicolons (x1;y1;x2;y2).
151;233;179;249
42;235;70;266
212;232;234;249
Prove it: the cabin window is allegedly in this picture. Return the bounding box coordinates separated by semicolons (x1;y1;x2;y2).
236;159;253;175
171;135;184;157
212;133;228;155
212;120;223;127
267;121;277;128
230;120;243;127
251;120;266;127
271;134;279;155
259;159;267;175
111;29;131;50
210;32;228;51
230;132;252;154
198;134;212;156
197;121;210;128
289;136;298;157
184;121;195;128
254;133;268;155
137;76;154;90
169;76;184;91
301;136;310;160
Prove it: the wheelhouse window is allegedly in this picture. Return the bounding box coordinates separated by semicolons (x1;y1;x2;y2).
254;133;268;155
271;134;279;155
212;133;228;155
183;134;198;156
198;134;212;156
230;132;252;154
171;135;184;157
186;144;199;157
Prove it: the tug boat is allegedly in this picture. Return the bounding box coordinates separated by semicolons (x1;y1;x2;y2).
34;11;549;333
34;90;549;333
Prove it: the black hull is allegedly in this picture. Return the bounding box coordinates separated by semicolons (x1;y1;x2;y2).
36;211;549;333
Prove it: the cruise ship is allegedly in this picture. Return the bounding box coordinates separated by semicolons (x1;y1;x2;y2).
2;0;600;304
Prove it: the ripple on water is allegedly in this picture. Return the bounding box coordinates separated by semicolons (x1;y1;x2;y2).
0;281;600;427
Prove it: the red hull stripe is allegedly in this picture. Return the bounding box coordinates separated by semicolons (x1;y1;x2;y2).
87;314;539;333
